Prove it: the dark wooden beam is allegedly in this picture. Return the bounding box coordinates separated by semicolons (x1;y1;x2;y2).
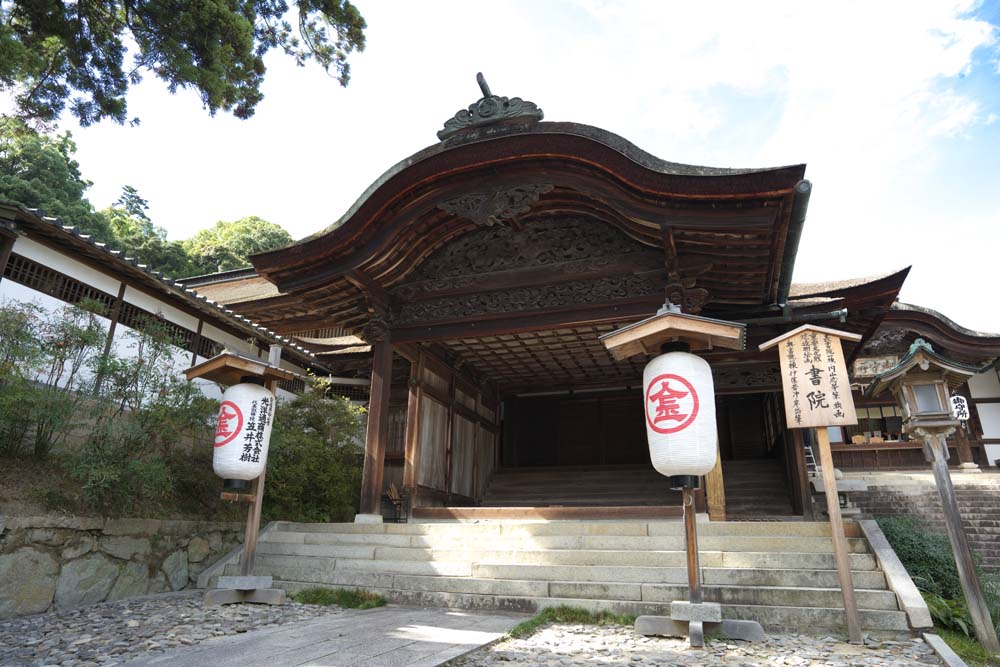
346;269;390;311
0;228;15;283
358;336;393;516
391;298;661;343
93;281;127;394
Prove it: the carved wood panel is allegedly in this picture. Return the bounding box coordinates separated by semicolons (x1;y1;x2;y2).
390;217;663;326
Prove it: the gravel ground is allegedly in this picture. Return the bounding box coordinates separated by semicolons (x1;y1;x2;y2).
449;624;945;667
0;590;345;666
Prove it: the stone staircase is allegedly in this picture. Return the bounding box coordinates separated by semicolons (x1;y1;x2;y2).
209;520;915;637
849;475;1000;571
480;465;679;507
723;459;796;519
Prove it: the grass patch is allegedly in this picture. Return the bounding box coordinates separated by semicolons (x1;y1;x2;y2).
936;629;1000;667
508;605;635;638
292;587;386;609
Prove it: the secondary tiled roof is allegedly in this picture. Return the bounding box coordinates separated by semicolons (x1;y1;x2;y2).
0;203;322;369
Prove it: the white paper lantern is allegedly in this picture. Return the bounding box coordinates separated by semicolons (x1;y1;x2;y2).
643;351;718;478
213;381;275;481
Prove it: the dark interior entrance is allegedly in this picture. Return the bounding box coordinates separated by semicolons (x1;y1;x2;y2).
503;391;648;468
717;393;779;460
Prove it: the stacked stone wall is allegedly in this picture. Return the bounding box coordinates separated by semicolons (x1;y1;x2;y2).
0;515;241;619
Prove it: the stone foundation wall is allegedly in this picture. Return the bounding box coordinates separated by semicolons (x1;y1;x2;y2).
0;515;242;619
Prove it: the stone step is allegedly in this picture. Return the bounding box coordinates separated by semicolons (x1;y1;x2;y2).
268;580;911;635
226;559;889;604
269;520;861;539
263;533;868;554
467;561;879;585
257;540;879;571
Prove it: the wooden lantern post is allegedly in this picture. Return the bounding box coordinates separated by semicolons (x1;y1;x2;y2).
186;348;294;606
602;308;766;646
866;339;1000;654
760;324;863;644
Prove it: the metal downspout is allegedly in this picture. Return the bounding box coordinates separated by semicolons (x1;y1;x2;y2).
776;179;812;306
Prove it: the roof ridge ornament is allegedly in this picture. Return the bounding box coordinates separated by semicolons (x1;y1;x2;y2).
437;72;543;141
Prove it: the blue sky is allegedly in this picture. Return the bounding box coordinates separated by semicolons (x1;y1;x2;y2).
18;1;1000;331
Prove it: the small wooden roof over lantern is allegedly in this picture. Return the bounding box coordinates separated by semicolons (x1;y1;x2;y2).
599;305;746;360
186;351;296;386
865;338;985;398
865;338;985;428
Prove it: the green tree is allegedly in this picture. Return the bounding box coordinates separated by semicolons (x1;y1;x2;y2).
0;116;111;238
184;215;293;273
265;377;365;522
0;1;366;126
102;186;197;278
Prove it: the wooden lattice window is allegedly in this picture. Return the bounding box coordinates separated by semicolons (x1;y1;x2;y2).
327;382;370;401
3;254;116;312
277;377;306;394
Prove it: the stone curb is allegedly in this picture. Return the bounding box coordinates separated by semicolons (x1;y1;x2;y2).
857;519;933;629
923;632;968;667
196;520;279;589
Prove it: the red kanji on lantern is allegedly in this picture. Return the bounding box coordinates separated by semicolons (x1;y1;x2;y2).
645;374;699;435
214;401;243;447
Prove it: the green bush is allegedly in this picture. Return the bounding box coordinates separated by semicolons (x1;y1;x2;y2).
67;320;222;514
508;606;636;638
880;516;1000;643
264;379;365;522
877;516;962;598
293;587;385;609
0;300;105;458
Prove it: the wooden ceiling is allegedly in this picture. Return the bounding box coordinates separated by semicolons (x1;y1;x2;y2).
443;323;648;391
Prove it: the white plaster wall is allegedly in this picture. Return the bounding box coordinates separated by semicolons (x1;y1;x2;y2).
113;322;193;374
192;356;225;401
201;323;255;357
0;282;106;389
985;445;1000;466
969;369;1000;399
123;286;198;331
12;237;121;295
979;403;1000;440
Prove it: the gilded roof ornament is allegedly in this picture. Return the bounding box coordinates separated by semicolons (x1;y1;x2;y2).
438;73;543;141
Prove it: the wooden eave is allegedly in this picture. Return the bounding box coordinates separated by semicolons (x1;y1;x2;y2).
250;124;806;315
0;204;326;373
879;303;1000;365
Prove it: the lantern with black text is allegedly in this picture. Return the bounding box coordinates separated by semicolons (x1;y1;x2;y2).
213;378;275;487
643;348;717;481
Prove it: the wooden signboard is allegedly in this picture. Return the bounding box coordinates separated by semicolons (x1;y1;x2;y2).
760;324;863;643
769;325;859;429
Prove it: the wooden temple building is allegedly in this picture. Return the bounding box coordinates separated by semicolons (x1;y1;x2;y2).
183;77;1000;522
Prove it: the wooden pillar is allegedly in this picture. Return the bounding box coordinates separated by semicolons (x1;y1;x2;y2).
705;452;726;521
815;427;863;643
926;432;1000;652
94;282;127;394
0;229;15;283
792;429;815;520
402;352;424;498
359;335;393;516
190;319;204;368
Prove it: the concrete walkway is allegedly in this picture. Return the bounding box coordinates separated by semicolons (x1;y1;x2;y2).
128;605;524;667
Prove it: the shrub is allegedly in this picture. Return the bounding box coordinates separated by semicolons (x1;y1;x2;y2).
508;606;636;638
264;379;365;522
0;300;105;458
877;516;962;598
293;587;385;609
